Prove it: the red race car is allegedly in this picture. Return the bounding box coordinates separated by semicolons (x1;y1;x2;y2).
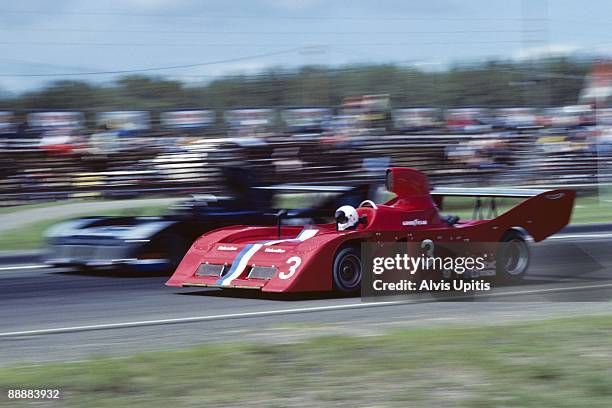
166;168;575;293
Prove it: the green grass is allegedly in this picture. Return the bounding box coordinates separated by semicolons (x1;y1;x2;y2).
275;192;338;209
0;200;86;215
1;315;611;407
0;206;169;251
441;194;612;225
570;195;612;224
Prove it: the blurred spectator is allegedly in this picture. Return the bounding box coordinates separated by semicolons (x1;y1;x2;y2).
38;128;81;154
445;108;493;133
88;124;120;155
392;108;442;133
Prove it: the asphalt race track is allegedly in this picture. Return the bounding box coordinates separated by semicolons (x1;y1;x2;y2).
1;230;612;366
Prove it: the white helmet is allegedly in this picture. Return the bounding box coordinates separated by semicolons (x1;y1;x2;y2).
335;205;359;231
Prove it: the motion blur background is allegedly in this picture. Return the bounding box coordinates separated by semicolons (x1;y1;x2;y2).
2;0;612;205
3;3;612;407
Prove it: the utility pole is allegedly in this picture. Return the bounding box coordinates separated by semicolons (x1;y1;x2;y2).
521;0;549;107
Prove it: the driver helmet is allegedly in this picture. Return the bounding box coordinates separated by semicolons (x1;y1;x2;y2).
335;205;359;231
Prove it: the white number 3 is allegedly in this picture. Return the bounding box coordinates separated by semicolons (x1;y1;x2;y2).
279;256;302;279
421;239;434;257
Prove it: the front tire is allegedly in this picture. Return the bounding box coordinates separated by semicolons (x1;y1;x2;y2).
332;246;362;293
496;230;530;283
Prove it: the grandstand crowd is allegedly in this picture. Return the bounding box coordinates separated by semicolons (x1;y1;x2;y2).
1;99;611;205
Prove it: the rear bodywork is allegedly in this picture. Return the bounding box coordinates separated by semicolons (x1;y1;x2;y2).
167;167;575;292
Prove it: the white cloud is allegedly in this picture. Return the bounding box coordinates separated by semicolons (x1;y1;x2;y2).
203;61;272;76
513;44;580;60
109;0;193;11
260;0;325;12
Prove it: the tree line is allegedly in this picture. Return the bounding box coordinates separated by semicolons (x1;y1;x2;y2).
0;57;591;111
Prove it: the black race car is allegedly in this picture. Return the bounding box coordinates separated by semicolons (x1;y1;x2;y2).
44;167;373;272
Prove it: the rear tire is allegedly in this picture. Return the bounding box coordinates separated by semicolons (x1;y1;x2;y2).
496;230;530;283
332;246;362;293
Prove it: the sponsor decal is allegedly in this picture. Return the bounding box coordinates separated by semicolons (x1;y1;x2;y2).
545;192;565;200
264;247;286;253
402;219;428;226
217;245;238;251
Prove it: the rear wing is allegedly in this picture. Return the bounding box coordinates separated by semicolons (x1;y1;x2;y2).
255;184;351;193
433;186;575;241
431;187;559;220
431;187;547;198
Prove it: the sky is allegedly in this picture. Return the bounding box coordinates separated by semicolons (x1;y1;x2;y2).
1;0;611;94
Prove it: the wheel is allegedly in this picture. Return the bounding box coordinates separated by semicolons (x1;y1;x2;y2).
496;229;530;283
332;246;362;293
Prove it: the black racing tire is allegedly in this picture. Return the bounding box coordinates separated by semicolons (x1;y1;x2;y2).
332;246;362;293
496;229;530;283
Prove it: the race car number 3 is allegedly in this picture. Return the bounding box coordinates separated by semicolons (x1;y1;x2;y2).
279;256;301;279
7;389;61;399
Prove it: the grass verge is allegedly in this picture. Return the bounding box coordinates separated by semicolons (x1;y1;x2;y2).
0;206;169;251
0;200;86;215
442;194;612;225
0;315;611;407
